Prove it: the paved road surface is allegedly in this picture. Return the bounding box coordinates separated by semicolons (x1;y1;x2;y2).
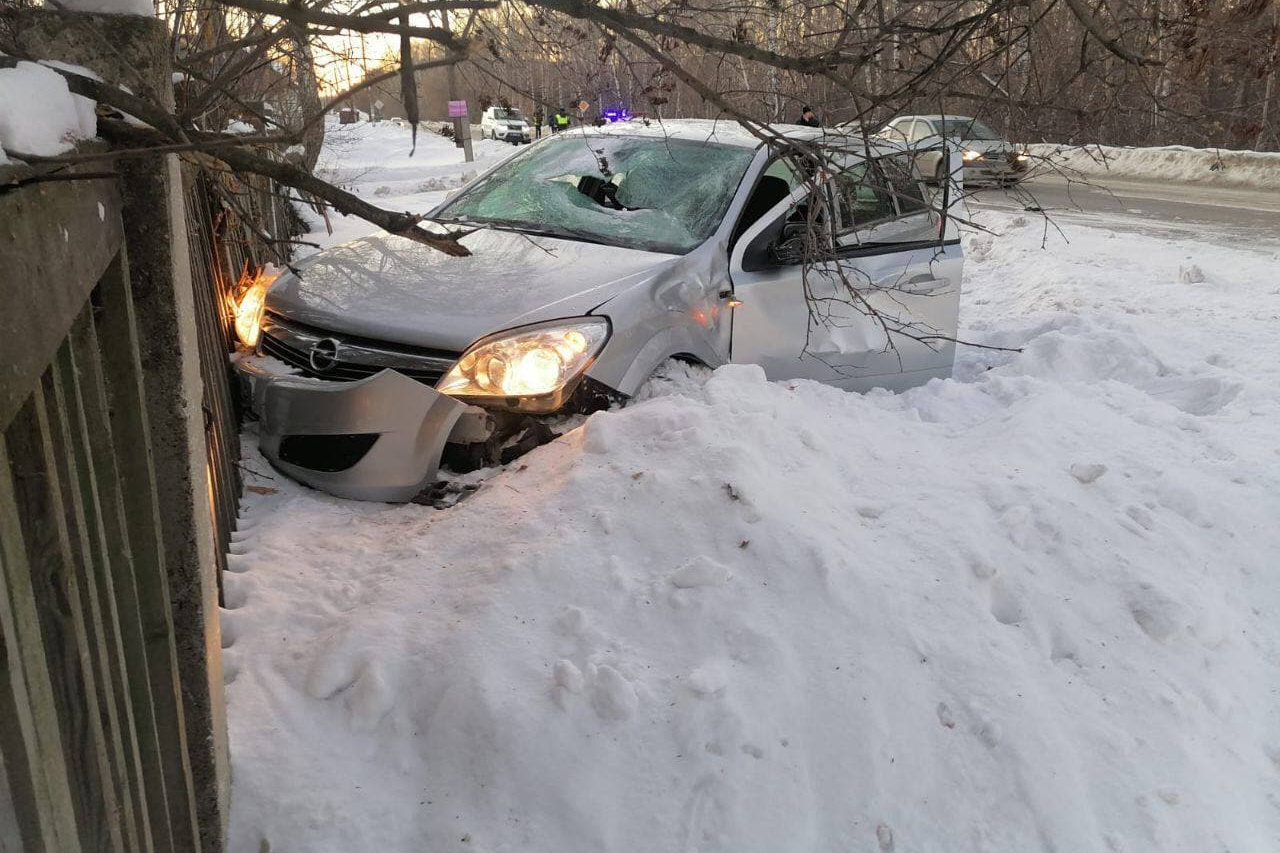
964;174;1280;244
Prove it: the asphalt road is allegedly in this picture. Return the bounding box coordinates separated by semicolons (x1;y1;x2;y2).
964;173;1280;244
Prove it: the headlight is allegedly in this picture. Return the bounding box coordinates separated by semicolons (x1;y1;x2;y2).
1015;152;1030;162
438;318;610;411
962;149;983;162
233;266;279;349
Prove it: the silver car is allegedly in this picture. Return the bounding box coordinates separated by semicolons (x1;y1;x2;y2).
878;115;1029;185
233;121;965;501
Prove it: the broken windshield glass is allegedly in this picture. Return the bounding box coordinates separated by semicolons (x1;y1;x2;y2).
438;135;757;254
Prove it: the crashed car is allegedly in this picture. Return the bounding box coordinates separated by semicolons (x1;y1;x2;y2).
234;121;964;501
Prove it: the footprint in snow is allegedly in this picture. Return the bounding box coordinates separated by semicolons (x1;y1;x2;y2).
988;581;1026;626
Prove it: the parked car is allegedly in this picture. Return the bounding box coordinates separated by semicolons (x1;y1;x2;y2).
878;115;1028;185
233;121;964;501
480;106;532;144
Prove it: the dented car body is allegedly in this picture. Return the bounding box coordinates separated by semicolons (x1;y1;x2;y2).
235;121;964;501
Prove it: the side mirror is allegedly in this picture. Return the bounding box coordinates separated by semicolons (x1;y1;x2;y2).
769;222;808;266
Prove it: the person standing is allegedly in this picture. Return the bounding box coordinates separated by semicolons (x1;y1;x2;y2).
796;105;820;127
533;107;544;139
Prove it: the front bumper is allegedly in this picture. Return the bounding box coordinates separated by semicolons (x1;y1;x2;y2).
237;356;468;502
963;158;1028;184
499;127;531;141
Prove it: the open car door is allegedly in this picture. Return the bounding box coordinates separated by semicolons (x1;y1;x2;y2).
726;144;963;392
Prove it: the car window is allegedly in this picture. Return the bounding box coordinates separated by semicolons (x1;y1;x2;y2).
880;155;929;215
439;135;757;254
764;156;805;189
938;117;999;139
909;120;934;142
833;161;896;240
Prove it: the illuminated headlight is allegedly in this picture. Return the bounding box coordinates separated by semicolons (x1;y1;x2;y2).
438;318;610;411
233;266;278;349
962;149;984;162
1016;152;1030;162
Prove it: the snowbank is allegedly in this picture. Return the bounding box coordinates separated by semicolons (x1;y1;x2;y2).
1028;143;1280;190
57;0;154;15
0;61;96;158
225;202;1280;852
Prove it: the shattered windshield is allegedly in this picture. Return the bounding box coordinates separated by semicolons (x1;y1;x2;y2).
437;134;758;254
938;118;1000;140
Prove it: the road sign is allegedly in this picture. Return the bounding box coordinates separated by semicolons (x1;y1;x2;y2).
577;100;589;113
373;99;385;111
448;100;468;118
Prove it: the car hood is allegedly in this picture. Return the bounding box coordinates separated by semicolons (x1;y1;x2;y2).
266;228;678;352
960;138;1014;155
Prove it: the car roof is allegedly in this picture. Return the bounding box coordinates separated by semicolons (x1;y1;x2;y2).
893;115;977;123
554;118;848;150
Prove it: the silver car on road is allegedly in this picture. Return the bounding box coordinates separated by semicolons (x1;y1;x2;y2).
234;120;965;501
878;115;1029;185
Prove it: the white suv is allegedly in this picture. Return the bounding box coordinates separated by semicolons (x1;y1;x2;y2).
480;106;532;144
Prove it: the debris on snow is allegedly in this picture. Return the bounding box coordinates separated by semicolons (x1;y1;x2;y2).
1070;462;1108;484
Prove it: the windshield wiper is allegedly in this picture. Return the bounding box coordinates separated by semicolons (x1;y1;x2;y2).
454;216;621;248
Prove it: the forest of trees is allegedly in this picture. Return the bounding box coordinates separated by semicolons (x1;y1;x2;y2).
421;0;1278;150
2;0;1276;257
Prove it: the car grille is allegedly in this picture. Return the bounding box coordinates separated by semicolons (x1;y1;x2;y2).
258;312;460;386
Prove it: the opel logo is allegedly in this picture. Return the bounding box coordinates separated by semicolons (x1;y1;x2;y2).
308;338;340;373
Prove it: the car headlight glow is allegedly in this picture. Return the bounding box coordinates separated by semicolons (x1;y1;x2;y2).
438;319;609;409
962;149;984;162
233;266;278;349
1016;152;1030;162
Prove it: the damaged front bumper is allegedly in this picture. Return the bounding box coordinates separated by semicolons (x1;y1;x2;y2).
236;356;473;502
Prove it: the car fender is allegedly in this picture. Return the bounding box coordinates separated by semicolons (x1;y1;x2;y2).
582;238;732;397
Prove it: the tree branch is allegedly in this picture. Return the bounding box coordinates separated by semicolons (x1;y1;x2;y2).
1059;0;1160;66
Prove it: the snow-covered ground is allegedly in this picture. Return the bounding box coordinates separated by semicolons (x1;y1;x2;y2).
295;118;519;251
1027;142;1280;191
225;121;1280;853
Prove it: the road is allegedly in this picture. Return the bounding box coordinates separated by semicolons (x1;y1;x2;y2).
964;173;1280;244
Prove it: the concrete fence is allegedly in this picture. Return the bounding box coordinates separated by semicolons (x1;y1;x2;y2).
0;9;293;852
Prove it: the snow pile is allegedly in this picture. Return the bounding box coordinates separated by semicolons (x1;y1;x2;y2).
0;61;96;158
225;205;1280;852
297;116;520;251
57;0;153;15
1028;143;1280;190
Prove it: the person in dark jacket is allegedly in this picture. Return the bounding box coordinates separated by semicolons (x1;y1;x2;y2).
796;106;820;127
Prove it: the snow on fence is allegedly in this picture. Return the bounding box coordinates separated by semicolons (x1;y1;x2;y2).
1027;143;1280;190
